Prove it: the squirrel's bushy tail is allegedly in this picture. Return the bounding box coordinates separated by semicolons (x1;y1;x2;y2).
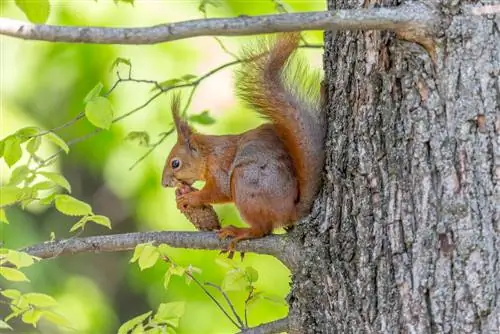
236;33;325;218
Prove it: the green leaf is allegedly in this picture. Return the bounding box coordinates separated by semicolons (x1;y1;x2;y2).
87;215;111;229
69;217;87;232
130;243;148;263
0;320;12;330
0;140;5;158
39;171;71;192
157;244;170;257
1;289;21;300
114;0;134;5
153;79;181;91
222;269;249;292
85;96;114;129
39;193;57;205
15;0;50;23
0;209;9;224
84;82;104;103
198;0;222;13
0;186;23;207
41;311;71;328
0;267;30;282
181;74;197;82
5;250;34;269
22;308;43;326
131;324;145;334
245;266;259;283
125;131;150;147
8;165;30;185
117;311;152;334
188;110;216;125
154;302;185;324
26;136;42;154
163;269;172;290
3;136;22;167
54;195;92;216
15;127;40;139
110;57;131;71
138;245;159;270
32;181;56;191
145;328;162;334
169;265;185;277
46;132;69;153
24;293;57;307
214;257;235;269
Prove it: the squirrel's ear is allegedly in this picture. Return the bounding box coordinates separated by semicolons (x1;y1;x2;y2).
171;93;193;144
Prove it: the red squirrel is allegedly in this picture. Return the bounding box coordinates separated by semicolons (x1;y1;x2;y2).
161;33;325;248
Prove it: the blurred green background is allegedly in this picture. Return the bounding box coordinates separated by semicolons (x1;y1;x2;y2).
0;1;324;333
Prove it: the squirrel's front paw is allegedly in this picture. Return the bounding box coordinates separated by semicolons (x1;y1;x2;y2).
176;193;200;210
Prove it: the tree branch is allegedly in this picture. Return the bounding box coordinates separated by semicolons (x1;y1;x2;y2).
20;231;299;269
0;4;436;45
239;317;289;334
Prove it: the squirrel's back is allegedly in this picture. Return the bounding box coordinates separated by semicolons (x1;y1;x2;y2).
236;33;325;218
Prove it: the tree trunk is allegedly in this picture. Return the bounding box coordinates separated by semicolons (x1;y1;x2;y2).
289;0;499;332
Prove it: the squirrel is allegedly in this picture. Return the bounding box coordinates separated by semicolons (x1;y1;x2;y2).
161;32;325;249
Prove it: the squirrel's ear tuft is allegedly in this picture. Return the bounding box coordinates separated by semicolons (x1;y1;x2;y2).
171;93;193;143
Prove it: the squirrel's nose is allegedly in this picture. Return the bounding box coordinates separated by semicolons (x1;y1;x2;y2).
161;174;174;188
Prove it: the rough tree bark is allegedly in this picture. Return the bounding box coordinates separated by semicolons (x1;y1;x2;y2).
290;0;499;333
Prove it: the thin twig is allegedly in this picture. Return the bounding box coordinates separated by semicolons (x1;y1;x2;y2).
205;282;245;329
129;130;174;171
41;59;241;165
244;286;255;327
0;4;436;45
186;272;242;330
34;112;86;138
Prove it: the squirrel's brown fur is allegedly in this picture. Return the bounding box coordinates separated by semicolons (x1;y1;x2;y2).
162;33;325;249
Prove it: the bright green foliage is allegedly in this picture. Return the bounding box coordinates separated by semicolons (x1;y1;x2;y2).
3;136;22;167
0;267;30;282
0;287;69;329
126;131;151;147
130;243;172;271
0;209;8;224
38;171;71;192
54;194;92;216
8;165;30;185
114;0;135;5
84;82;104;103
154;302;185;328
0;249;37;268
110;57;131;71
154;79;182;91
0;186;25;207
88;215;112;229
189;110;216;125
15;0;50;23
23;293;58;307
118;311;152;334
26;136;42;154
46;132;69;153
117;302;185;334
85;96;115;129
198;0;222;13
0;320;12;330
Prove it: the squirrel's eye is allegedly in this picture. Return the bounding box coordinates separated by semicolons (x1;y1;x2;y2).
171;159;181;170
